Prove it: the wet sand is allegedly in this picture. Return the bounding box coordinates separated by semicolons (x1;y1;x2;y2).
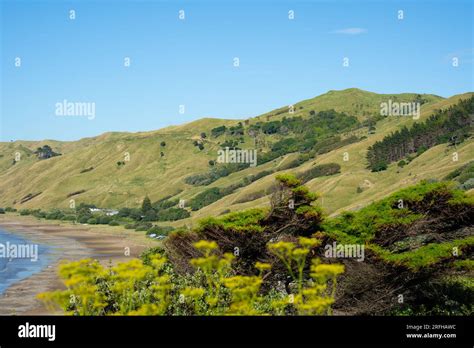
0;214;158;315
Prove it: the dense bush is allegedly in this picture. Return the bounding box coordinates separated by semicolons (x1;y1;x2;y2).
165;174;324;275
296;163;341;183
367;96;474;171
184;163;249;186
445;161;474;186
190;188;223;211
157;208;190;221
38;237;343;316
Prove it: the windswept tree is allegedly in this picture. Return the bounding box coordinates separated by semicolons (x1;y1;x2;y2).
141;196;153;214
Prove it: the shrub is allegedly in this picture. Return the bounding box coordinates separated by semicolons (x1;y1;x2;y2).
211;125;226;137
135;222;153;231
97;215;113;224
398;160;407;168
45;209;65;220
165;174;324;275
38;238;343;316
78;216;90;224
185;163;249;186
157;208;190;221
189;188;223;211
87;218;98;225
296;163;341;183
459;178;474;191
371;161;388;172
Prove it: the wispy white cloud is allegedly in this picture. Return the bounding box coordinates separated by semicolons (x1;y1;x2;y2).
331;28;368;35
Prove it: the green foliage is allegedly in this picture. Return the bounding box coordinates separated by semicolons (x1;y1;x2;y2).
393;276;473;315
324;181;474;270
34;145;61;160
141;196;153;213
184;163;249;186
188;169;275;211
190;111;360;184
189;188;223;211
39;237;343;316
397;160;407;168
374;237;474;270
211;125;227;137
324;181;458;243
367;96;474;170
166;174;325;276
198;209;267;234
445;161;474;186
275;173;301;188
157;208;190;221
297;163;341;183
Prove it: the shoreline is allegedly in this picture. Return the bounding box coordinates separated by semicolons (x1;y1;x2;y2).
0;214;158;315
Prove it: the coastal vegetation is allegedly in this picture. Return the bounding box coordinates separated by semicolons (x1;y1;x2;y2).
38;175;344;315
36;175;473;316
0;89;472;316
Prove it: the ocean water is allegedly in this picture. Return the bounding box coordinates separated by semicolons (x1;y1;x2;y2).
0;229;53;294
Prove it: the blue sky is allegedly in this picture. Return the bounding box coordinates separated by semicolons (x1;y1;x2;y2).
1;0;473;141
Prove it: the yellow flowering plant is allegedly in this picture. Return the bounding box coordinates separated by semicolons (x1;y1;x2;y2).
268;236;344;315
39;237;344;316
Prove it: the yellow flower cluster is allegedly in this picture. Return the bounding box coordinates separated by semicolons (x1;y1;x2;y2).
39;236;344;316
268;236;344;315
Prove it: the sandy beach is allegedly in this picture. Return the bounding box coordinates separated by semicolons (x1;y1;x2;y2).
0;214;158;315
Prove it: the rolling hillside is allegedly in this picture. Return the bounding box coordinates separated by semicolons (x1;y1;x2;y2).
0;88;472;227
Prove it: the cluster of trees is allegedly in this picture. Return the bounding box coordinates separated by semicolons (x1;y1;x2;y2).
34;145;61;160
184;163;249;186
187;161;342;211
219;139;242;149
118;196;190;222
192;140;204;151
210;123;244;138
188;169;275;211
367;96;474;171
248;110;359;137
189;110;360;186
211;125;227;137
253;110;360;165
14;196;189;236
296;163;341;183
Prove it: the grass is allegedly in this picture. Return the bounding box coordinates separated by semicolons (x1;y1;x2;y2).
0;89;472;231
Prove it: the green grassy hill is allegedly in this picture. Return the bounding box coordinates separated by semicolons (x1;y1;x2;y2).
0;88;472;227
